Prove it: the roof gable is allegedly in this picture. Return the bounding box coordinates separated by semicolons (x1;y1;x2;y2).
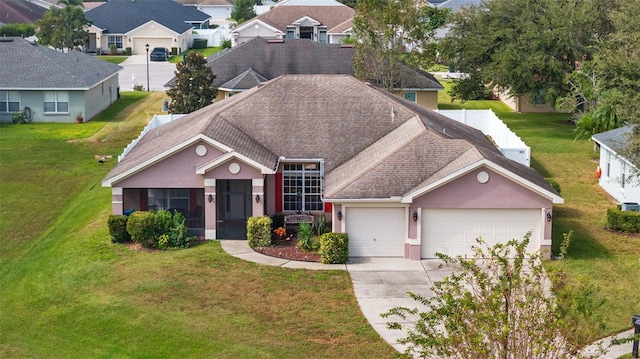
234;3;354;33
0;37;121;89
85;0;210;34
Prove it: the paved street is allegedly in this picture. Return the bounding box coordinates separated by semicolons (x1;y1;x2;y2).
118;55;176;92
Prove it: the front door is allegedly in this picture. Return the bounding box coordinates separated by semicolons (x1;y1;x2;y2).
216;179;251;239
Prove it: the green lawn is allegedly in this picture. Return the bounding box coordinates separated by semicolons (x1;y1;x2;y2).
97;56;128;65
0;92;396;358
439;81;640;343
170;47;223;63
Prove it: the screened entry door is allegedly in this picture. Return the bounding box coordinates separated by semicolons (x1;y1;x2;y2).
216;180;251;239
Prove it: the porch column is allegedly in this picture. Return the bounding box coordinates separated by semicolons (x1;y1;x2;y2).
204;179;216;239
112;187;123;215
252;178;264;218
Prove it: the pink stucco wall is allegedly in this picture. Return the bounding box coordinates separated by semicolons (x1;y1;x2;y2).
116;143;224;188
412;168;552;209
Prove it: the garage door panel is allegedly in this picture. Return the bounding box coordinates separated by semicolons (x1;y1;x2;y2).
421;209;540;259
347;207;405;257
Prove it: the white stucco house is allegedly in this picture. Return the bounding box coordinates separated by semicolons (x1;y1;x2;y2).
592;126;640;207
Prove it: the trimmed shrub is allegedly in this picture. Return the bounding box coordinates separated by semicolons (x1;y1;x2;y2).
125;47;132;56
109;44;117;55
153;210;173;235
221;38;232;49
607;208;640;233
319;233;349;264
126;211;156;248
168;211;190;248
171;47;178;56
247;216;272;248
107;215;131;243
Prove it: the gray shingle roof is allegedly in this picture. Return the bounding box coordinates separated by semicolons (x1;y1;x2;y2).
0;0;46;25
105;74;557;200
165;38;443;91
592;125;633;153
0;37;121;89
219;68;269;91
85;0;210;34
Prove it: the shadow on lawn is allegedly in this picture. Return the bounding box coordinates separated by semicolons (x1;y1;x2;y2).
552;206;611;259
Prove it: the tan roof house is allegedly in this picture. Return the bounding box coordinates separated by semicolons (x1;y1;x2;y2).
103;75;562;260
231;0;354;46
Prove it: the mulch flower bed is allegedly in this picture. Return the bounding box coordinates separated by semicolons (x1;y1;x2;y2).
253;236;321;262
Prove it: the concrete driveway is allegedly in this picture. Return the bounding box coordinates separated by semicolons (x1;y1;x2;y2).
118;55;176;92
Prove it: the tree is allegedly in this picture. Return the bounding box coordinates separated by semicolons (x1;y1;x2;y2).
382;233;611;359
442;0;617;104
353;0;449;91
57;0;83;7
36;5;91;52
0;24;36;37
166;52;217;114
231;0;256;24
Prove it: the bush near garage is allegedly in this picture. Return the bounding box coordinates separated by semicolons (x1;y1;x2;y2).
607;207;640;233
319;233;349;264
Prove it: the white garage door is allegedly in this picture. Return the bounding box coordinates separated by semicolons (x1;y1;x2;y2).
132;38;173;55
346;207;405;257
421;209;540;259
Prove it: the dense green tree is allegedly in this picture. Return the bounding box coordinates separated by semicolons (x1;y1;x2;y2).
166;52;217;114
0;23;36;37
36;6;91;52
442;0;617;104
231;0;256;24
382;233;613;359
353;0;449;91
57;0;83;7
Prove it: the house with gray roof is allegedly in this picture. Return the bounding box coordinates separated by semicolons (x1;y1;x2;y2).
231;0;354;46
0;37;121;123
85;0;210;55
592;126;640;206
103;74;562;259
166;38;444;109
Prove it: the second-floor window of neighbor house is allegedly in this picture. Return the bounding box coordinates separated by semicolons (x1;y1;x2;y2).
0;91;19;112
108;35;123;49
283;163;323;212
44;91;69;113
404;92;417;103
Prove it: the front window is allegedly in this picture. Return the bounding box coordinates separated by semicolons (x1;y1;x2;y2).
404;92;417;103
0;91;19;112
283;163;323;212
300;26;313;39
44;91;69;113
107;35;123;49
148;189;190;213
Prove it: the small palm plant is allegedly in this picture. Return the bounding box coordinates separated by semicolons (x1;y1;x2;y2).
297;223;316;251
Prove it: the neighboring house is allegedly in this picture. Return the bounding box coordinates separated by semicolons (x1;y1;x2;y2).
231;0;354;46
0;37;121;123
85;0;210;55
175;0;233;23
165;38;444;110
592;126;640;206
0;0;46;25
103;74;562;260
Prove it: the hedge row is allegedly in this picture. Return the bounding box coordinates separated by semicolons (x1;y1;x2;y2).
107;210;193;249
607;208;640;233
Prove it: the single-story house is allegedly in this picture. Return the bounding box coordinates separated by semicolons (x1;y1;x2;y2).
231;0;354;46
103;74;562;259
166;38;444;110
0;37;121;123
85;0;211;55
592;125;640;206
